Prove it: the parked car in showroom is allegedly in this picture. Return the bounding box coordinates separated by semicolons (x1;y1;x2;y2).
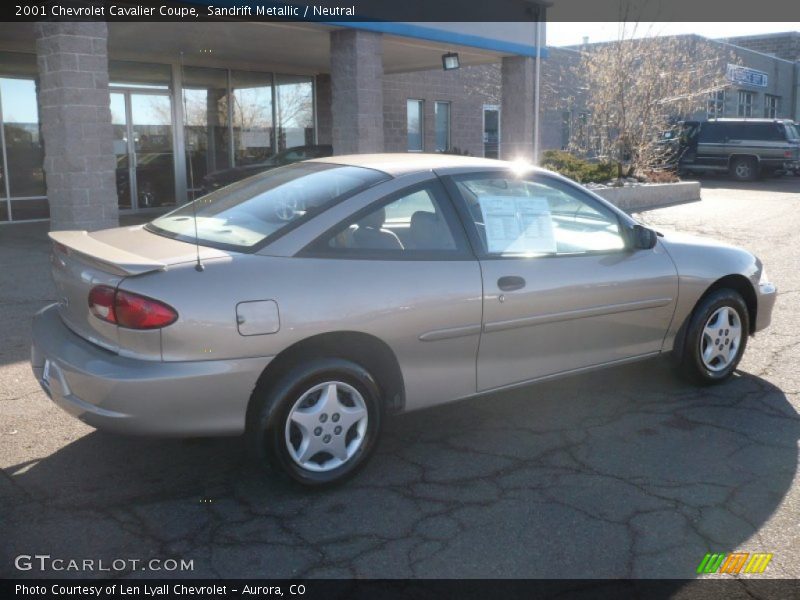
200;144;333;194
32;154;777;486
673;118;800;180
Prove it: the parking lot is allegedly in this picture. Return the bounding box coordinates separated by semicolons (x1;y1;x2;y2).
1;177;798;579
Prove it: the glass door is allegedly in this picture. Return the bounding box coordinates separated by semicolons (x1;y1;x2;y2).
111;91;175;209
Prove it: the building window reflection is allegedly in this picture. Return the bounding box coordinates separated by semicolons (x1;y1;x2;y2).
183;66;231;198
231;70;274;166
276;74;314;151
0;51;48;221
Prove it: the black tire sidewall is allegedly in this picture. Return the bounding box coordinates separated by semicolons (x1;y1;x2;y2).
247;358;382;487
682;290;749;384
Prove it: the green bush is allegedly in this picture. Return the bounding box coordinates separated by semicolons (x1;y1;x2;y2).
540;150;617;183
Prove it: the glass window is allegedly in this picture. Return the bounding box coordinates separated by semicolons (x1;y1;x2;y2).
1;76;46;198
707;90;725;118
737;90;755;117
698;122;725;143
434;101;450;152
451;173;625;257
147;162;388;251
130;93;175;207
764;94;780;118
323;183;460;255
276;74;314;151
110;61;171;90
230;70;274;166
10;198;48;220
407;99;424;152
182;66;232;197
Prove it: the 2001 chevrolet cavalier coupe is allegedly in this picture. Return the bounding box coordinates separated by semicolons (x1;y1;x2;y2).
31;154;777;485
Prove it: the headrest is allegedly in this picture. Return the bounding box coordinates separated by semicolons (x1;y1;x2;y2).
359;207;386;230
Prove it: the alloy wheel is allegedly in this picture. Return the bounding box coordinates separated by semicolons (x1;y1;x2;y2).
284;381;368;472
700;306;742;372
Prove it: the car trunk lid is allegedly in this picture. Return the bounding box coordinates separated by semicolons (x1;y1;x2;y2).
49;226;228;353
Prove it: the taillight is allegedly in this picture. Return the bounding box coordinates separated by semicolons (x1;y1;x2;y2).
785;150;793;158
88;285;178;329
88;285;116;323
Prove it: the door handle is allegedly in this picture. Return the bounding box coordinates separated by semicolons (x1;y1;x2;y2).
497;276;526;292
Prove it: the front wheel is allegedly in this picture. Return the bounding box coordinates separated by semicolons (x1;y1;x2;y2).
246;358;382;487
677;289;749;385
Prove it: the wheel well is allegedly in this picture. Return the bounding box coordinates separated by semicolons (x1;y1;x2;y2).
696;274;758;334
251;331;405;413
672;274;757;361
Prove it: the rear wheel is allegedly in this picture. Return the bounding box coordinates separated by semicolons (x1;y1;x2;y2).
731;157;758;181
246;358;382;487
676;289;749;385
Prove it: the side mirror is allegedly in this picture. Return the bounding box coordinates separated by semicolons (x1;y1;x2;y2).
630;224;658;250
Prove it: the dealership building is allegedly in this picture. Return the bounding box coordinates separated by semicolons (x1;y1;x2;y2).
0;18;545;229
1;17;799;231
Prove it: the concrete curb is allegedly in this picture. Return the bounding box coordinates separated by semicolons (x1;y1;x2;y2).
594;182;701;213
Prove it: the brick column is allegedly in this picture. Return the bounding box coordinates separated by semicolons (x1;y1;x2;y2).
35;22;118;231
315;73;332;145
330;29;384;154
500;56;535;160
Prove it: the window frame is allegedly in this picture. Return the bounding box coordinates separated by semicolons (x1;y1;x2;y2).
706;90;725;119
737;90;755;117
406;98;425;152
298;178;474;261
439;170;634;261
764;94;780;119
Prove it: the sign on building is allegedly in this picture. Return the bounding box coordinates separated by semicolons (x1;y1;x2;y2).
726;64;769;88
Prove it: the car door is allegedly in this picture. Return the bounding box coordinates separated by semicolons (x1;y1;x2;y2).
442;170;679;392
295;178;483;411
694;122;729;170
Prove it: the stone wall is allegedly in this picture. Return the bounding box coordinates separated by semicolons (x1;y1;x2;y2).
35;22;118;231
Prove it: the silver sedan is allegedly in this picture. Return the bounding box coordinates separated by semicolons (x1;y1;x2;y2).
31;154;777;486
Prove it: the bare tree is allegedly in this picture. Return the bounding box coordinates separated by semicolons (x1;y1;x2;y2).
569;22;735;178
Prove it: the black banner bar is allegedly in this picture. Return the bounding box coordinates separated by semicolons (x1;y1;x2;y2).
4;0;800;22
4;579;800;600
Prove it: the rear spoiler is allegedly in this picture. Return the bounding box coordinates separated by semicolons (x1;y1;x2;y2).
49;231;166;277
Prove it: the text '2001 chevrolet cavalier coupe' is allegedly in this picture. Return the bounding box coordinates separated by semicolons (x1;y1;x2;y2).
31;154;777;485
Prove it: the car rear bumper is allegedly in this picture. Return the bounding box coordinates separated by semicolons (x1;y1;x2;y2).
31;304;270;436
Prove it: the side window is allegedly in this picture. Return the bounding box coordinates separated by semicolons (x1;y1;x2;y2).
316;182;462;257
699;123;724;143
449;173;625;257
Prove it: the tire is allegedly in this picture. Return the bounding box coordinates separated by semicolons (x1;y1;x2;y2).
730;157;758;181
676;289;749;385
246;358;383;487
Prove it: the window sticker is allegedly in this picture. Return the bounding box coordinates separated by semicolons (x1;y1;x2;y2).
478;195;557;254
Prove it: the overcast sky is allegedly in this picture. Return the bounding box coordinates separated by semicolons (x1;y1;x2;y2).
547;22;800;47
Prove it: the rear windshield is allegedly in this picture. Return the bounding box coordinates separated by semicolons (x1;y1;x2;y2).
146;162;389;251
786;123;800;140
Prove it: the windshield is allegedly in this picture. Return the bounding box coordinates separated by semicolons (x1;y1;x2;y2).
147;162;389;251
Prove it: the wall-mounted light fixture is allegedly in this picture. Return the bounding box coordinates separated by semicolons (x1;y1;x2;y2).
442;52;460;71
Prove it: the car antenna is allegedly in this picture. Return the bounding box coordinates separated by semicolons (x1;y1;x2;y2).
180;51;204;272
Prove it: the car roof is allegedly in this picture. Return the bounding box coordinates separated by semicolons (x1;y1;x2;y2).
308;153;515;177
708;118;793;124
